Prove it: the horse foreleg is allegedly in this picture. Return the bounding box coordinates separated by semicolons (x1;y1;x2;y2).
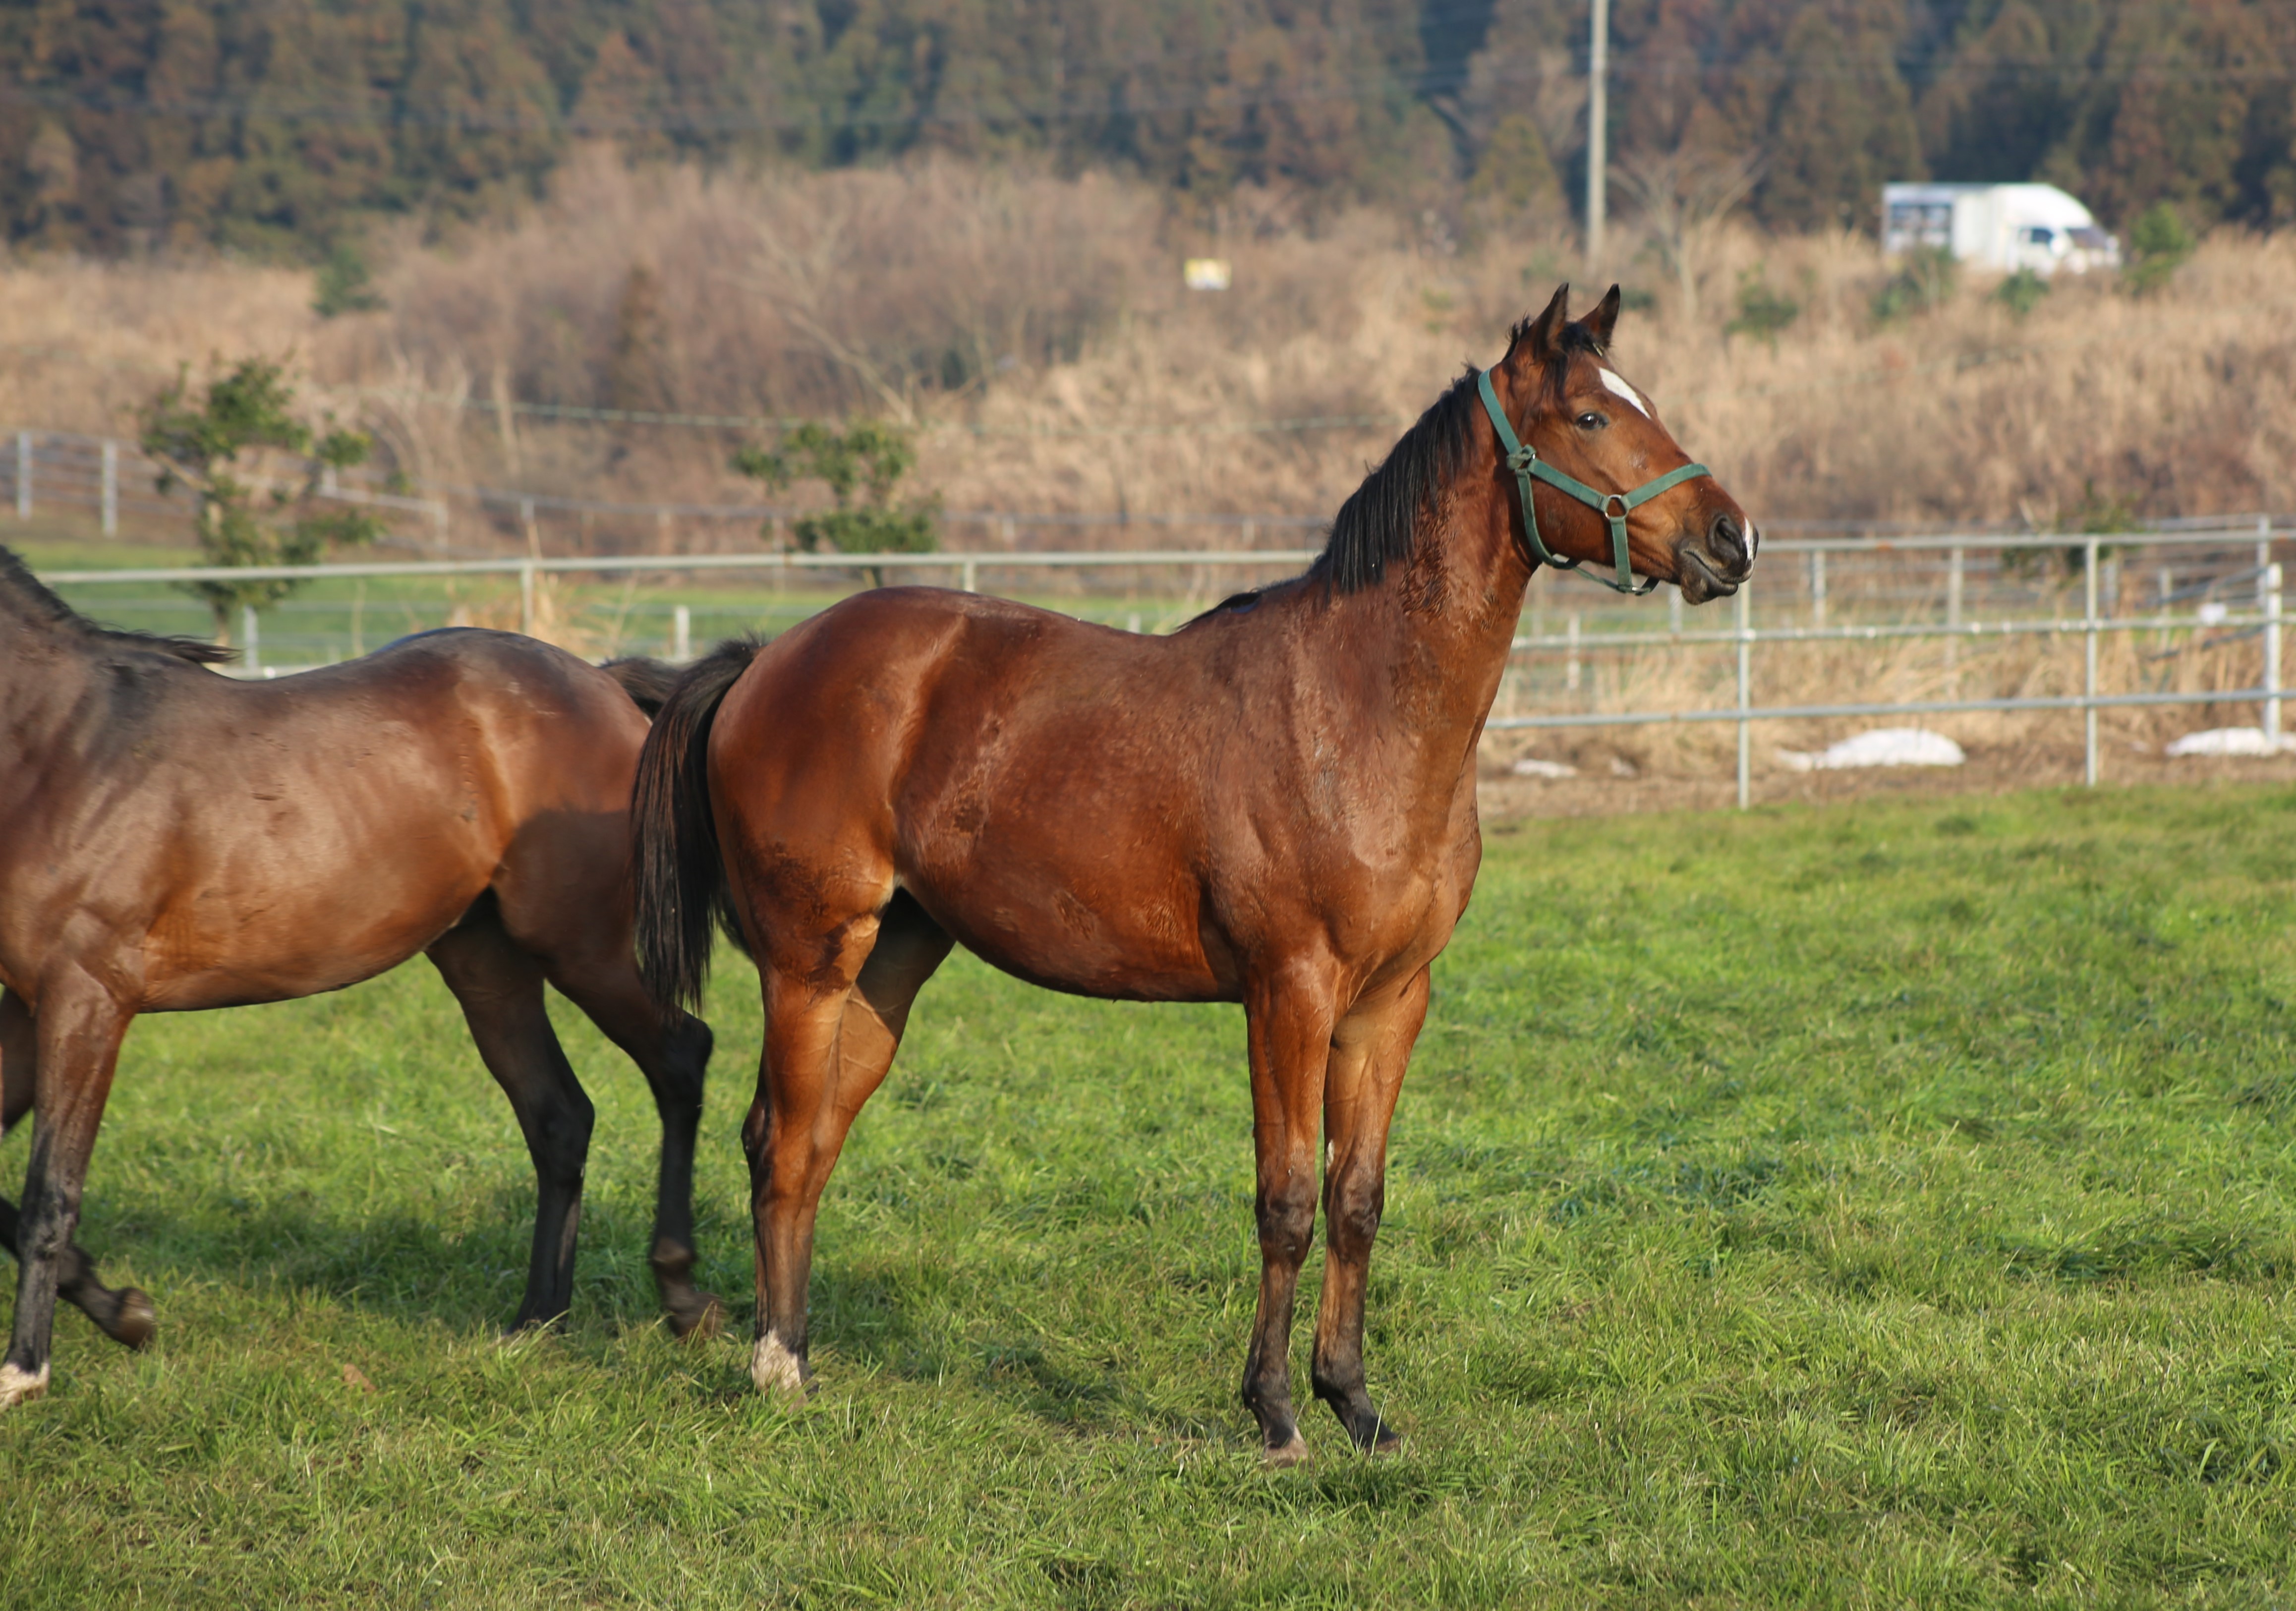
1310;966;1429;1453
0;992;155;1349
3;971;132;1408
748;895;949;1401
429;921;595;1334
1239;974;1339;1462
548;955;722;1339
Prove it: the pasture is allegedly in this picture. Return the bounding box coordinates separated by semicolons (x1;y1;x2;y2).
2;783;2293;1607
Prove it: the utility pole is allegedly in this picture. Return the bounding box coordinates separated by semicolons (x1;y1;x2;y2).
1586;0;1610;269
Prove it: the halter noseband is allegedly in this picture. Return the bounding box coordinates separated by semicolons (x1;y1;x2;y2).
1476;368;1712;597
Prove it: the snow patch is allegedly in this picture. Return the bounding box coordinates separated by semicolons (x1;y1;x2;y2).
2164;727;2296;758
1511;757;1580;780
1778;728;1967;772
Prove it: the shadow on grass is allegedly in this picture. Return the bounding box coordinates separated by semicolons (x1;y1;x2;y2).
42;1181;696;1341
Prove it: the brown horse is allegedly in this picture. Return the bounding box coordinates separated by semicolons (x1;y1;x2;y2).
0;553;719;1409
631;286;1756;1457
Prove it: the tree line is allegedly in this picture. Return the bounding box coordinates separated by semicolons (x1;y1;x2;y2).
4;0;2290;256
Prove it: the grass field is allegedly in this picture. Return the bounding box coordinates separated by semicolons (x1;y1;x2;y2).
3;785;2295;1606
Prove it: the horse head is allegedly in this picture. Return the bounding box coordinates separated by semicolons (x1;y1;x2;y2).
1483;284;1756;604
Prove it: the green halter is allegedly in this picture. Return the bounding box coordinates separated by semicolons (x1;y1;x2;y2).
1476;368;1713;597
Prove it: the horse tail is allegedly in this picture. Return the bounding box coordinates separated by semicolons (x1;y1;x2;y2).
600;654;681;719
631;635;762;1015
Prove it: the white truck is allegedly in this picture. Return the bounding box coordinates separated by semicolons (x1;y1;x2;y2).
1881;183;2121;277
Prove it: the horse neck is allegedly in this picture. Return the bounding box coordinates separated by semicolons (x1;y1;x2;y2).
1320;467;1532;769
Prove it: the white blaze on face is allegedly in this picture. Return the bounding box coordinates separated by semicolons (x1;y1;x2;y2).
1598;365;1652;419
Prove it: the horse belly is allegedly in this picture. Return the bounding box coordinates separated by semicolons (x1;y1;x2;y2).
140;781;496;1010
902;847;1223;1003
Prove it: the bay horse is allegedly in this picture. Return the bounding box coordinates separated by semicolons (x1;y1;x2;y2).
0;555;719;1409
631;285;1756;1458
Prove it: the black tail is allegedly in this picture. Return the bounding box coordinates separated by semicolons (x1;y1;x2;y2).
601;654;681;718
631;636;763;1015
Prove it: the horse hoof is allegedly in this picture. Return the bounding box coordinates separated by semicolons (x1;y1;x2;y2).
750;1334;808;1404
0;1363;49;1410
669;1292;725;1342
107;1289;157;1352
1263;1434;1311;1467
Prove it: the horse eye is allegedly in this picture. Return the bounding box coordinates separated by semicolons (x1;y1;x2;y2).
1575;411;1606;430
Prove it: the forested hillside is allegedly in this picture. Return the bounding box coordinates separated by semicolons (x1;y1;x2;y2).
5;0;2291;256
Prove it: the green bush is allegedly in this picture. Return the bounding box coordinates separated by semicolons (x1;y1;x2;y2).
1722;266;1799;347
138;359;382;640
2123;203;2195;295
734;419;940;585
311;243;385;318
1872;246;1957;322
1993;267;2049;318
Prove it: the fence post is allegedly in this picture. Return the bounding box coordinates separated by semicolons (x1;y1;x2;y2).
961;557;978;593
519;561;536;636
2083;537;2100;787
101;440;118;536
1668;584;1682;636
15;431;29;519
2266;563;2283;747
673;604;691;661
1736;584;1752;810
1809;548;1826;629
1945;544;1963;685
1565;613;1581;692
242;606;260;674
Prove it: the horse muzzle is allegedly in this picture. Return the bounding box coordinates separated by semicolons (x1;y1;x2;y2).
1673;512;1757;604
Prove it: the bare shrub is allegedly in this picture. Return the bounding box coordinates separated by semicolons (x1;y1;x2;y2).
5;153;2296;560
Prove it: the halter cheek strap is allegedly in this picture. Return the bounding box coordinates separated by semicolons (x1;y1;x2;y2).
1476;368;1712;597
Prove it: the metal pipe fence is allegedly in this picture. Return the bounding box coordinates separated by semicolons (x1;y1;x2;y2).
17;423;2289;811
1496;524;2288;806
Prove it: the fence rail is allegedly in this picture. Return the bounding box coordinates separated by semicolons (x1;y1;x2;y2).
18;420;2292;811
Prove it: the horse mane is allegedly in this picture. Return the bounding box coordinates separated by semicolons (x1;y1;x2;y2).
0;546;237;665
1307;312;1602;596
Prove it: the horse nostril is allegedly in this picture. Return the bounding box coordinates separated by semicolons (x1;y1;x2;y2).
1710;513;1747;569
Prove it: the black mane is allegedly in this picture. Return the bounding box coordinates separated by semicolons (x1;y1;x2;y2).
1309;369;1485;595
0;546;236;665
1308;313;1607;596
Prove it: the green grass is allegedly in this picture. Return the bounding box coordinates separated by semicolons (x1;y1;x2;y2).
5;784;2296;1606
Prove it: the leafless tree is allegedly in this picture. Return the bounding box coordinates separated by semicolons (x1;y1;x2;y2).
1613;149;1763;324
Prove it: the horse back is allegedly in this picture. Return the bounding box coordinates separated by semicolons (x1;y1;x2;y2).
0;630;645;1013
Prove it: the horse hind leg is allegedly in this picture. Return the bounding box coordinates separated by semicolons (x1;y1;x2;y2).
0;989;154;1351
543;952;723;1339
0;1198;155;1351
748;892;950;1400
427;914;596;1334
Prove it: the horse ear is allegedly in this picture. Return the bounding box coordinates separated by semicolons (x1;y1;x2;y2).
1583;284;1623;349
1509;284;1571;366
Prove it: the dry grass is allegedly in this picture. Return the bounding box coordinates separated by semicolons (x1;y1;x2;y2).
9;155;2287;541
4;156;2292;776
5;156;2292;539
